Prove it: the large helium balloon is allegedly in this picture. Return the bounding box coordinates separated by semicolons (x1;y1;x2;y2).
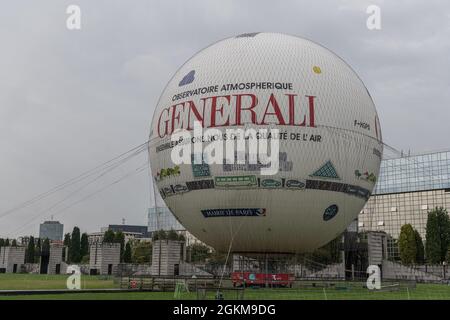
149;33;383;253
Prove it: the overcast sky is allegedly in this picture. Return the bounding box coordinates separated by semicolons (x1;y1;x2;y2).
0;0;449;238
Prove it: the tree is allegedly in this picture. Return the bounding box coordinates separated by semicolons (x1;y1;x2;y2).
398;224;417;265
123;242;132;263
63;233;71;246
5;239;10;246
103;230;115;243
35;238;41;263
167;229;179;240
11;239;17;246
63;233;71;262
114;231;125;262
425;207;450;263
152;230;168;241
42;238;50;255
70;227;81;263
189;243;210;263
0;238;4;247
414;229;425;264
80;233;89;258
132;242;152;263
26;236;35;263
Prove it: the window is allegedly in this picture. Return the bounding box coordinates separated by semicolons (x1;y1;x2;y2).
377;221;384;226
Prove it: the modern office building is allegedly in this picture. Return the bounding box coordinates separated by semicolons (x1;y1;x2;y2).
359;150;450;239
39;221;64;241
148;207;184;234
104;224;150;238
148;206;204;246
88;224;150;246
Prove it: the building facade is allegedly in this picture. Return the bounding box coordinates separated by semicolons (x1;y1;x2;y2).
148;207;184;234
89;243;120;275
148;206;205;246
105;224;150;238
151;240;186;276
39;221;64;241
0;246;26;273
359;150;450;239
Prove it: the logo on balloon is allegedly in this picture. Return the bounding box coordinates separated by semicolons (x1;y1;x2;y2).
202;208;266;218
179;70;195;86
323;204;339;221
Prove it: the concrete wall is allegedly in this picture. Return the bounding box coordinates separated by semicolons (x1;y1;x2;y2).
368;232;387;266
47;244;65;274
117;263;152;276
0;246;26;273
89;243;120;275
382;260;443;282
151;240;185;276
413;265;450;279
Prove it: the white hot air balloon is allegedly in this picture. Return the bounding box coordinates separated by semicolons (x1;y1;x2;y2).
149;33;383;253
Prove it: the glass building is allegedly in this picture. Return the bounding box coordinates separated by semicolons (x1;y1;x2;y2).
148;207;184;234
359;150;450;239
39;221;64;241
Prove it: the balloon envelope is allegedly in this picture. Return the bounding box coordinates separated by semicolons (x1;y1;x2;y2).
149;33;382;253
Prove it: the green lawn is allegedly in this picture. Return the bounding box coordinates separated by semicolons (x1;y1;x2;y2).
0;274;449;300
0;274;117;290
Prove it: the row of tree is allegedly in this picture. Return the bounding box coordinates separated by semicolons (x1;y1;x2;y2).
399;207;450;265
25;237;50;263
0;238;17;247
63;227;89;263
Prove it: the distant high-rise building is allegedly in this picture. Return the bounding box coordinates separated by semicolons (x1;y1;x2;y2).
39;221;64;241
359;149;450;240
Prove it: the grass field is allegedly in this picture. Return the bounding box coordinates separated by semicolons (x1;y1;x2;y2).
0;274;449;300
0;274;116;290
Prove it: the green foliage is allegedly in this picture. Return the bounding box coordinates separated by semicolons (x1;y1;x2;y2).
103;230;115;243
167;229;179;240
132;242;152;264
70;227;81;263
425;207;450;264
81;254;90;264
42;238;50;255
11;239;17;247
152;230;185;242
63;233;71;262
5;239;10;246
114;231;125;262
123;242;132;263
26;236;35;263
414;230;425;264
152;230;167;241
35;239;41;263
0;238;4;247
189;243;210;263
63;233;71;246
80;233;89;258
399;224;417;265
